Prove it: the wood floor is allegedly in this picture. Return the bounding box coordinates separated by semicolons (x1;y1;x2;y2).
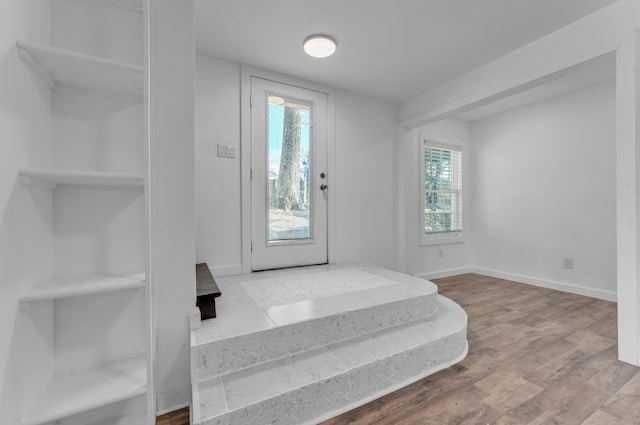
156;407;189;425
157;273;640;425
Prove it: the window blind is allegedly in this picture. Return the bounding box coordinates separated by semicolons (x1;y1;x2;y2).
423;143;462;235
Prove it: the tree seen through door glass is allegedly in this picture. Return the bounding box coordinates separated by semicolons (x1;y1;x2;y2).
267;96;311;241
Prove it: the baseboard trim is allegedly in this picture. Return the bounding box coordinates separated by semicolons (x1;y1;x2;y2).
211;264;243;277
156;386;191;416
474;267;617;302
415;267;474;281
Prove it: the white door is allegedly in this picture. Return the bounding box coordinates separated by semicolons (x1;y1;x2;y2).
251;77;328;271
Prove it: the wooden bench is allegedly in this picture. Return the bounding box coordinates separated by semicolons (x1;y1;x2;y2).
196;263;221;320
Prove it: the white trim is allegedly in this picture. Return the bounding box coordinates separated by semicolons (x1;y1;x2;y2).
241;65;334;95
240;65;336;273
415;267;474;281
240;66;252;274
474;268;617;302
421;139;464;152
394;125;406;271
211;265;243;277
326;91;337;265
420;235;464;246
142;0;154;422
416;267;618;301
154;386;191;416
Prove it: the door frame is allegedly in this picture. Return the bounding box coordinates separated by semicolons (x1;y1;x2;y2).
240;65;337;274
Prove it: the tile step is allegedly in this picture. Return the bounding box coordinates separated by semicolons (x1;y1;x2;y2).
192;295;467;425
192;264;440;380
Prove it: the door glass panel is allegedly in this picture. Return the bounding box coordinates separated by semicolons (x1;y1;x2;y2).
267;95;311;242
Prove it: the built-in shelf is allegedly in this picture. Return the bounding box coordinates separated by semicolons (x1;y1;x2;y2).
18;169;144;188
16;40;143;97
113;412;150;425
20;273;145;302
22;357;147;425
13;0;151;423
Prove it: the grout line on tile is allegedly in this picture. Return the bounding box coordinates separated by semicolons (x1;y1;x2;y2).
219;376;230;413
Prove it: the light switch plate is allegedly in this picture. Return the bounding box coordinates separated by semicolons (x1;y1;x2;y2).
217;144;236;158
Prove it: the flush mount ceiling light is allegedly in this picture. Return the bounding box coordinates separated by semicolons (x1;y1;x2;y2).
268;95;285;105
303;34;337;58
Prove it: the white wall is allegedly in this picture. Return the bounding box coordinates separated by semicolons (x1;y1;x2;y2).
149;0;196;413
399;0;640;365
470;81;616;299
51;0;143;67
0;0;52;423
332;90;397;269
195;55;242;275
51;3;145;278
399;119;472;278
195;55;398;274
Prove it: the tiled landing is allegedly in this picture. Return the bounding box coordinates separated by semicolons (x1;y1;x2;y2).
192;296;467;425
192;263;440;379
190;263;468;425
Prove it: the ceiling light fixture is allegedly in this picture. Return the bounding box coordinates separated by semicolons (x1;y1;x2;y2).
268;96;285;105
303;34;337;58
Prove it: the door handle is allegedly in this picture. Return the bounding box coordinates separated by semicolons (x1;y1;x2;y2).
320;184;328;191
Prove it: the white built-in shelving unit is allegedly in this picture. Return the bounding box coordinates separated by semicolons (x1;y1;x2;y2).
20;274;146;302
18;169;145;188
16;40;144;98
21;357;147;425
16;0;152;424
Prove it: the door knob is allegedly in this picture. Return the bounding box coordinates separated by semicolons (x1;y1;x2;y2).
320;184;328;191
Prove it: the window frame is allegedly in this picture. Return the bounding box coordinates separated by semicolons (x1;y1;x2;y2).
419;139;464;246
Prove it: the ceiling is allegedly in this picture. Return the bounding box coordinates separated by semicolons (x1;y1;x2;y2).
195;0;618;104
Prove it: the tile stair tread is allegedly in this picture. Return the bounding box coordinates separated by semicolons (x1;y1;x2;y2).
193;263;438;345
195;295;467;424
192;289;438;380
263;278;435;327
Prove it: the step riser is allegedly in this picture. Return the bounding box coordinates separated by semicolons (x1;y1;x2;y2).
196;293;438;380
197;328;467;425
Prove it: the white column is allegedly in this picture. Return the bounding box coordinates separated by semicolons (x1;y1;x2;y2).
148;0;196;412
616;28;640;366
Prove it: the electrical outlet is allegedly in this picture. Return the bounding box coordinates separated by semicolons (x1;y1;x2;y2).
438;249;444;259
562;257;574;270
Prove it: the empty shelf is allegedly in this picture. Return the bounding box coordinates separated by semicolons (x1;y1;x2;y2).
21;273;145;302
111;412;150;424
19;169;144;188
22;357;147;425
16;40;143;97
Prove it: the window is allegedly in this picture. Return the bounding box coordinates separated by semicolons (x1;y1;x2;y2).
420;141;462;245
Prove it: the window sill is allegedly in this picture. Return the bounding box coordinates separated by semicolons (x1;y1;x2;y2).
420;234;464;246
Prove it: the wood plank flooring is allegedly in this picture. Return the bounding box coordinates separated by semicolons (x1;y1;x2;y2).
156;407;189;425
157;273;640;425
